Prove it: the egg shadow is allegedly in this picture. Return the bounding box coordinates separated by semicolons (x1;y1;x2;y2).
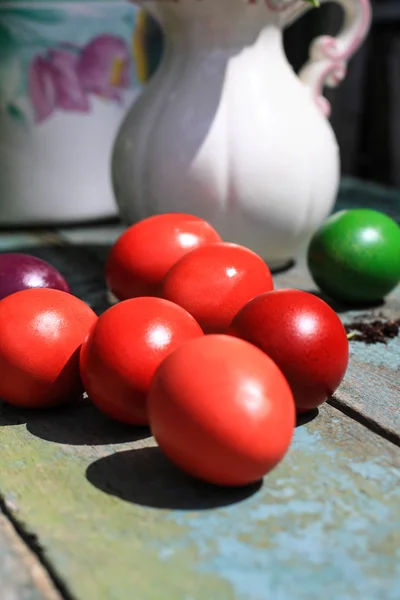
86;446;262;510
307;290;385;314
26;397;150;446
0;402;30;426
269;259;296;275
296;407;319;427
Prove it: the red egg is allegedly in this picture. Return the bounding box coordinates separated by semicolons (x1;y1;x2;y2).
105;213;221;301
0;288;97;408
80;297;204;425
148;335;295;486
229;289;349;413
162;243;273;333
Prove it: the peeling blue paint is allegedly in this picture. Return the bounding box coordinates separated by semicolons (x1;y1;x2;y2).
349;337;400;370
158;422;400;600
348;461;400;485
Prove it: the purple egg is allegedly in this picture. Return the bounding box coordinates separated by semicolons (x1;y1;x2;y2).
0;253;70;301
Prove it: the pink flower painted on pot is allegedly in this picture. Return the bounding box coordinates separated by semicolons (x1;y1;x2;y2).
28;35;131;123
77;35;130;102
28;49;89;123
48;50;90;112
28;56;56;123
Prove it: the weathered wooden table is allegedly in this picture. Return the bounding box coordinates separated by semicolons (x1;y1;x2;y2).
1;177;399;600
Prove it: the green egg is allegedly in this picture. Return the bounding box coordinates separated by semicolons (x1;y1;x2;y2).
307;209;400;304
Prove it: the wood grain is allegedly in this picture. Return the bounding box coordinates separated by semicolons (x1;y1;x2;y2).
0;513;61;600
0;400;399;600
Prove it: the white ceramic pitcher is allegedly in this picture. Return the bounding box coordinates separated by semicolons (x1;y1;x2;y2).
112;0;371;268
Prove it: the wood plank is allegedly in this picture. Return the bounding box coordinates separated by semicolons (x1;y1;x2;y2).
336;177;400;223
0;400;399;600
332;357;400;444
0;232;60;252
57;224;124;247
0;512;61;600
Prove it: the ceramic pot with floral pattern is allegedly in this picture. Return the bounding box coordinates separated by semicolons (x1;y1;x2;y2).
0;1;162;225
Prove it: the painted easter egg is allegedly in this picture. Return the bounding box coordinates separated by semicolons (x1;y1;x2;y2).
80;296;204;425
0;288;97;408
148;334;295;486
229;289;349;413
106;213;221;301
162;242;274;333
0;253;69;301
307;209;400;304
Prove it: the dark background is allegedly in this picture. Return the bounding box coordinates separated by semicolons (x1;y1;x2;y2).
284;0;400;187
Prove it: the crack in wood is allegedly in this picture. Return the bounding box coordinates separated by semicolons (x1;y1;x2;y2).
0;497;77;600
328;395;400;448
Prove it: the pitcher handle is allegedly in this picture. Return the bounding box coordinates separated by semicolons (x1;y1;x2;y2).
298;0;372;117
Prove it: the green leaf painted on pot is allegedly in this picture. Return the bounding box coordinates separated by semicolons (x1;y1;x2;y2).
0;54;23;104
6;103;28;127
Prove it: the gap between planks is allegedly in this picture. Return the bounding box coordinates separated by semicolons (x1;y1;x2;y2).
328;396;400;449
0;498;76;600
